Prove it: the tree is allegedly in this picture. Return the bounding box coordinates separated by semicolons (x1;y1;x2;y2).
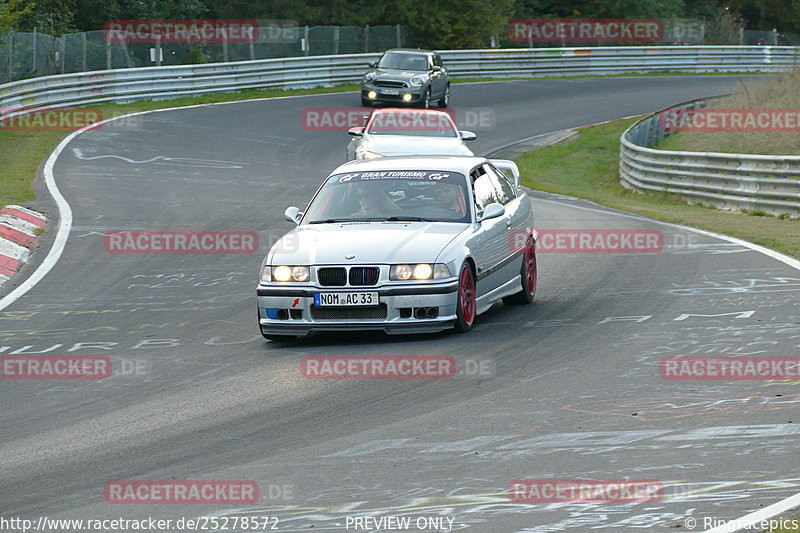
398;0;516;49
0;0;34;36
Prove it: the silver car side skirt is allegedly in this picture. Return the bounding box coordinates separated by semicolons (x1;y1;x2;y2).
475;275;523;316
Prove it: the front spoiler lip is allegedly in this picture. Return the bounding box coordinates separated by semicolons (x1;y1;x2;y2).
259;318;456;336
256;280;458;297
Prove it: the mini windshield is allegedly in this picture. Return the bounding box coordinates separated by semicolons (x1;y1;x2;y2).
304;171;470;224
377;52;429;71
366;110;458;138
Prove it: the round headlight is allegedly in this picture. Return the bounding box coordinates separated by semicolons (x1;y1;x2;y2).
273;266;292;282
368;90;377;99
292;266;309;282
410;76;425;86
413;263;433;280
395;264;412;280
363;73;375;82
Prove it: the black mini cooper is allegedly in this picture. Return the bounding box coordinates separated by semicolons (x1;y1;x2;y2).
360;48;450;108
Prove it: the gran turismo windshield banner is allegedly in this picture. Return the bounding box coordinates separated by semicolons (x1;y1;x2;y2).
327;170;464;184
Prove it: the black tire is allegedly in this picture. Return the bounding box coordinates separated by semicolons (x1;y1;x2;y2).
503;237;537;305
437;84;450;108
420;87;431;109
454;262;476;333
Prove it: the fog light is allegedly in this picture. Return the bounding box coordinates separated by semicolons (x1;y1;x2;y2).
368;91;377;99
402;93;412;102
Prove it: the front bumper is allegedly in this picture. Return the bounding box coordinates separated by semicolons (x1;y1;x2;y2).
257;280;458;336
361;83;425;105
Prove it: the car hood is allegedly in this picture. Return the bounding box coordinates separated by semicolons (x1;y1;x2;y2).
269;222;467;265
370;68;428;81
360;135;473;157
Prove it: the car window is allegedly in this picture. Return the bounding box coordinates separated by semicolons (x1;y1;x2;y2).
485;164;516;205
472;167;501;216
366;110;457;138
304;171;471;223
434;54;443;67
378;52;428;71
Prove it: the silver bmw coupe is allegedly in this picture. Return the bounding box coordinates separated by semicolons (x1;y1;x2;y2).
256;156;537;340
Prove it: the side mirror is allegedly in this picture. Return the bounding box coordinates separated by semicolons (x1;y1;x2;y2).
348;126;365;136
479;202;505;222
460;130;477;141
284;206;303;225
368;61;377;68
431;65;442;72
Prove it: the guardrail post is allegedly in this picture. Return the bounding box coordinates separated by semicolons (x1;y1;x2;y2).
365;24;369;52
81;32;86;71
32;27;37;74
249;39;255;61
155;35;162;67
396;24;401;47
304;26;309;56
333;27;339;55
6;28;12;82
106;35;111;69
60;35;65;73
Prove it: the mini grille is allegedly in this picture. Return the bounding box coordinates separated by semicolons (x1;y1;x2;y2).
311;304;387;320
318;267;346;286
349;267;380;286
374;80;407;88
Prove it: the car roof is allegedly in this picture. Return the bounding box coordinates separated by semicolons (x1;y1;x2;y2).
330;156;487;176
383;48;433;55
369;107;451;117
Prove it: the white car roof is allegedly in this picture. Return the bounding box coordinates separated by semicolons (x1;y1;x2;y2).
330;156;487;176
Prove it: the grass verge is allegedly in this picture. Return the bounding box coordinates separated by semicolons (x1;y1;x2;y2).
515;117;800;259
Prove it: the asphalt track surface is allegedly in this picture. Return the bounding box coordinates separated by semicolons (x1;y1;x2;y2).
1;76;799;532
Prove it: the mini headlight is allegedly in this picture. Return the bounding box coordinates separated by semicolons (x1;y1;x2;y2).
357;149;383;159
363;73;375;82
410;76;425;86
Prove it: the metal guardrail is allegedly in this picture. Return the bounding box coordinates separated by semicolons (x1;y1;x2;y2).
1;46;799;116
620;98;800;216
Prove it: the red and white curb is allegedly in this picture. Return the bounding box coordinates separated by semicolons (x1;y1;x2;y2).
0;205;46;288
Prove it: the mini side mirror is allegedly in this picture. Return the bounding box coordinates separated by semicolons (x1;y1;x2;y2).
460;130;477;141
348;127;365;136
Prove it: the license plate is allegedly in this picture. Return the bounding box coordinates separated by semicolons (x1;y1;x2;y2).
380;88;400;95
314;292;379;306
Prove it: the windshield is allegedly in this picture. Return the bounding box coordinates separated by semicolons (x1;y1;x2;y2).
366;110;458;138
377;52;429;71
304;170;471;224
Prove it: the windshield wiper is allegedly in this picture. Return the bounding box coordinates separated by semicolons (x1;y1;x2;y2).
385;216;432;222
307;218;353;224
